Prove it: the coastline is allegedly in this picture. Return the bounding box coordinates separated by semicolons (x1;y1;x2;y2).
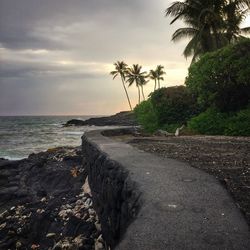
0;114;136;249
0;147;104;249
1;113;249;249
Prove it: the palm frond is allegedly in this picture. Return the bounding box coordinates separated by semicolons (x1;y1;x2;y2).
165;1;186;17
235;0;250;9
241;26;250;34
113;74;118;80
172;27;198;42
183;35;199;58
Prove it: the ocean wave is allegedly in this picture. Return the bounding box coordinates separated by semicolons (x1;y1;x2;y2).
62;131;84;135
48;123;62;127
1;155;26;161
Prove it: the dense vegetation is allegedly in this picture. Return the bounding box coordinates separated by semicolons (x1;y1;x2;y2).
134;86;198;133
150;86;198;125
186;39;250;112
188;108;250;136
133;100;158;133
134;39;250;136
111;1;250;136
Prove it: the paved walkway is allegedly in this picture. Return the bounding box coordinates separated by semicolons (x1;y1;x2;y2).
86;130;250;250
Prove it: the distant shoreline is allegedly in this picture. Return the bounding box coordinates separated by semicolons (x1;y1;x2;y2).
64;111;137;127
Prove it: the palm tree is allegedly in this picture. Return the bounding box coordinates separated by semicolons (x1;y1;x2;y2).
165;0;223;62
110;61;132;111
165;0;250;62
126;64;147;104
140;78;148;101
156;65;166;89
223;0;250;43
149;69;158;91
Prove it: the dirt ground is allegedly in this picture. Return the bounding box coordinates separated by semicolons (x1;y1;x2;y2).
111;134;250;226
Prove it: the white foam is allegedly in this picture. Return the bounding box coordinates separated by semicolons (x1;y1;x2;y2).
62;131;84;135
1;156;26;161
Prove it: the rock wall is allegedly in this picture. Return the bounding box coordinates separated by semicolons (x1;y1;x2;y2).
81;134;142;249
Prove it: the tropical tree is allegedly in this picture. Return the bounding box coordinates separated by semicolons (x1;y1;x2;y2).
126;64;148;104
140;77;148;101
110;61;132;111
165;0;250;62
149;69;158;91
223;0;250;43
156;65;166;88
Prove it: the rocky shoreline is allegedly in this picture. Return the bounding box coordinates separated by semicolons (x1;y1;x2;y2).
0;147;105;250
64;111;137;127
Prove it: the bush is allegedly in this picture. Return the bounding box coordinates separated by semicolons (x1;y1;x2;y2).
188;108;250;136
225;108;250;136
187;109;228;135
186;39;250;112
150;86;199;126
133;100;158;133
161;123;180;133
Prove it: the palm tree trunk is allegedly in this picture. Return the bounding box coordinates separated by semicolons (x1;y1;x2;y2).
212;24;221;49
137;86;141;104
158;79;160;89
141;86;145;100
121;77;132;111
154;80;157;91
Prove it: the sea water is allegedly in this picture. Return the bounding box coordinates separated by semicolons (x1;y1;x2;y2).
0;116;110;160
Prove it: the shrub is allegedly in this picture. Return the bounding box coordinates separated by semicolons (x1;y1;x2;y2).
225;108;250;136
133;100;158;133
185;39;250;112
150;86;199;126
188;108;250;136
161;123;180;133
187;109;228;135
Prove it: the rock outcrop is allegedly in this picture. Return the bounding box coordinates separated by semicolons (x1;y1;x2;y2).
0;147;103;250
65;111;137;127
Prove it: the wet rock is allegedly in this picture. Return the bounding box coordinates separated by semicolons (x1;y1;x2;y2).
46;233;56;238
37;189;47;198
95;241;104;250
0;222;6;229
0;147;102;249
0;210;8;219
15;241;22;248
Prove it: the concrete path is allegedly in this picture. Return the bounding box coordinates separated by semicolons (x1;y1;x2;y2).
86;130;250;250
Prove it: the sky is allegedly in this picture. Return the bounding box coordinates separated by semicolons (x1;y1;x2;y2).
0;0;249;115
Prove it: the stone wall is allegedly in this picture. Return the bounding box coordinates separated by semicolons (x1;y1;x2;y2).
81;134;142;249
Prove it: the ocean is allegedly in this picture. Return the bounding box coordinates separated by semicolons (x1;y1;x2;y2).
0;116;110;160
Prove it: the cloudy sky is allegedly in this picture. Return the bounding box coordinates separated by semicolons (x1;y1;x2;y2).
0;0;249;115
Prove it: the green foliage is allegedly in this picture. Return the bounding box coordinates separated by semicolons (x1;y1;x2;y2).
186;39;250;112
134;100;158;133
165;0;250;61
161;123;180;133
150;86;199;126
188;108;250;136
187;109;228;135
225;108;250;136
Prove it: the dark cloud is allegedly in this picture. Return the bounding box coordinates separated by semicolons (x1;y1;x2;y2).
0;28;66;50
0;0;188;115
0;60;104;79
0;0;153;51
